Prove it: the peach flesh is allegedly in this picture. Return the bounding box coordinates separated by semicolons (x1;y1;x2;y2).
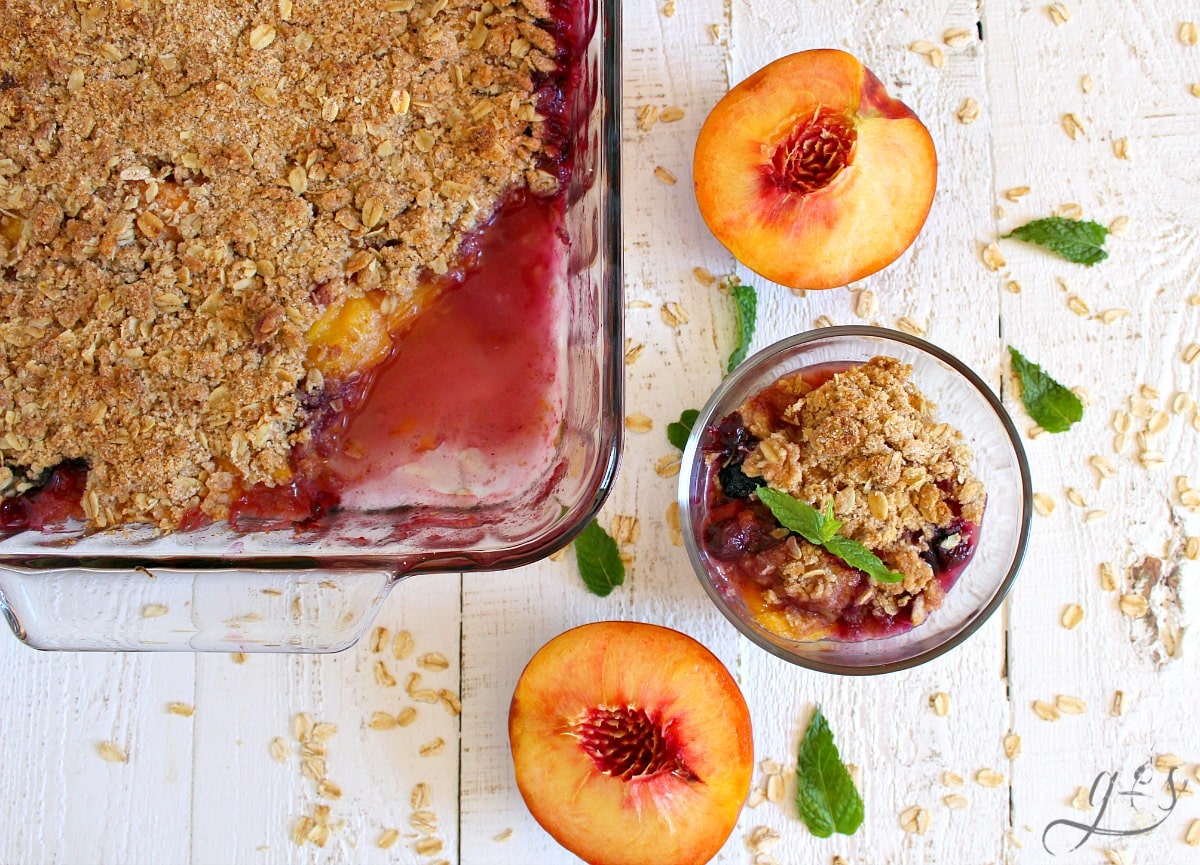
694;49;937;290
509;621;753;865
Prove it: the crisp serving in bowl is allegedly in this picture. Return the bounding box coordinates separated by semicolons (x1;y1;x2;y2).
679;327;1030;675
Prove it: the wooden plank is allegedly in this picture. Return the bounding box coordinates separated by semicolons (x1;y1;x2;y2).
983;0;1200;862
723;0;1012;863
0;652;194;865
186;574;463;865
458;0;739;859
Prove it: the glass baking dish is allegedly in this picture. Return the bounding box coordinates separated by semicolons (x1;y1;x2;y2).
0;0;623;652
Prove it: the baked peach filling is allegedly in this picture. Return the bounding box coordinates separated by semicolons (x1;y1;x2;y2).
306;294;403;379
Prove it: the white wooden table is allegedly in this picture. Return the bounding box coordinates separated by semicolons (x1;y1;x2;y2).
3;1;1199;864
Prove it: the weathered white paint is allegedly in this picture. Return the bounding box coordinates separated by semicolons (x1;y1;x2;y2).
2;0;1199;863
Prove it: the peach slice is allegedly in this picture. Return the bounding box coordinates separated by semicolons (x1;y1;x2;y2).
305;282;442;377
509;621;753;865
306;295;393;377
694;49;937;290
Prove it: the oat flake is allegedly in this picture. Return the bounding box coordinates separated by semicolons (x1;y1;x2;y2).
982;242;1006;271
412;782;432;810
370;626;389;653
1061;604;1084;629
661;301;688;327
930;692;950;716
369;712;398;730
975;768;1004;788
1120;594;1150;618
625;414;653;434
653;166;678;186
419;737;446;757
943;27;974;47
899;805;931;834
1061;113;1085;139
1033;700;1061;721
1186;818;1200;847
766;772;784;803
1153;753;1184;772
419;652;450;671
1056;695;1086;715
855;289;878;319
1112;690;1126;716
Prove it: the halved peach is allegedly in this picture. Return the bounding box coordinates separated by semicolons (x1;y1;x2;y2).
694;49;937;290
509;621;753;865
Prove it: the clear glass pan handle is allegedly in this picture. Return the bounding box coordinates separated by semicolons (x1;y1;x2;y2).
0;566;397;652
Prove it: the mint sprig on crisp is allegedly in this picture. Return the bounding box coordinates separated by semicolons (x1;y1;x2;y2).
756;487;903;584
574;519;624;597
667;408;699;451
1008;345;1083;433
727;281;757;373
796;706;864;838
1002;217;1108;266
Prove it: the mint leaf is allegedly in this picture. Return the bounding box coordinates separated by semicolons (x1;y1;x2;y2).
796;707;864;838
755;487;825;546
727;282;758;373
756;488;904;583
667;408;699;452
574;520;625;597
818;502;842;543
823;535;904;584
1008;346;1083;433
1002;217;1108;266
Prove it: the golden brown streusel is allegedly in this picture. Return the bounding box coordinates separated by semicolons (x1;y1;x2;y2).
740;357;983;627
0;0;559;527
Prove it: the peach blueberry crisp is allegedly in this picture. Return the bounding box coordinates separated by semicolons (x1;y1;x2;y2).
699;356;985;641
0;0;573;529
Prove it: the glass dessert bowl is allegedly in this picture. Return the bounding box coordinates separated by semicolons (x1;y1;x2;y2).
679;327;1031;675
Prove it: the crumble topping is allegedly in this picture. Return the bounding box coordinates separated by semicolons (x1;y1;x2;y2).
738;356;984;625
0;0;561;527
